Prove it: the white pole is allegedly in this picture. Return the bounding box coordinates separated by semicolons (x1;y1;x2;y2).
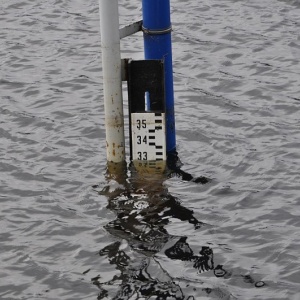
99;0;125;162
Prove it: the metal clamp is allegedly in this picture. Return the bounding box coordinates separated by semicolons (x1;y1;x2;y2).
142;25;172;35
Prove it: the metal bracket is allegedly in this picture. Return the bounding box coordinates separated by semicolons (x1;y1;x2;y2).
121;59;129;82
119;20;143;39
127;60;165;113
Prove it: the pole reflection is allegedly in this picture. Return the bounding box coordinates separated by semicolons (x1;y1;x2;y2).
93;160;229;299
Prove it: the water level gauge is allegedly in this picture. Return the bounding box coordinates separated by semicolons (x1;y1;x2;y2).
131;112;166;162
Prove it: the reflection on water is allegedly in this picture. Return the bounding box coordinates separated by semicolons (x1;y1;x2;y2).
93;159;264;299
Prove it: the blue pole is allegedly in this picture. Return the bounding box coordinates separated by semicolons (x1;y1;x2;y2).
142;0;176;154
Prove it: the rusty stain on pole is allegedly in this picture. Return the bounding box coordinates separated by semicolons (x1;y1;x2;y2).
99;0;125;162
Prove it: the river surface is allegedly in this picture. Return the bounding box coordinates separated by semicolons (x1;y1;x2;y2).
1;0;300;299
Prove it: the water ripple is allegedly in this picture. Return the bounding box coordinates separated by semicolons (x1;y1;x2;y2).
1;0;300;299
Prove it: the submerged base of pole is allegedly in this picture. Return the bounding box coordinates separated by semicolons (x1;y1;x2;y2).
133;160;166;175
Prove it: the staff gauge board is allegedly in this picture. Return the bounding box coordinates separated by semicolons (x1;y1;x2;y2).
131;112;166;162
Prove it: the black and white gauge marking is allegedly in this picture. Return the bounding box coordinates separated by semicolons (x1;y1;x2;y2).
131;112;166;161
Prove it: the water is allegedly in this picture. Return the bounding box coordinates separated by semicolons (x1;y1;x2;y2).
1;0;300;299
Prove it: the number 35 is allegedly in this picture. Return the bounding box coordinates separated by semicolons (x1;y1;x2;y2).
137;119;146;130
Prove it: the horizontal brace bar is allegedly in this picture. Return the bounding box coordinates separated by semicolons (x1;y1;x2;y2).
119;20;143;39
